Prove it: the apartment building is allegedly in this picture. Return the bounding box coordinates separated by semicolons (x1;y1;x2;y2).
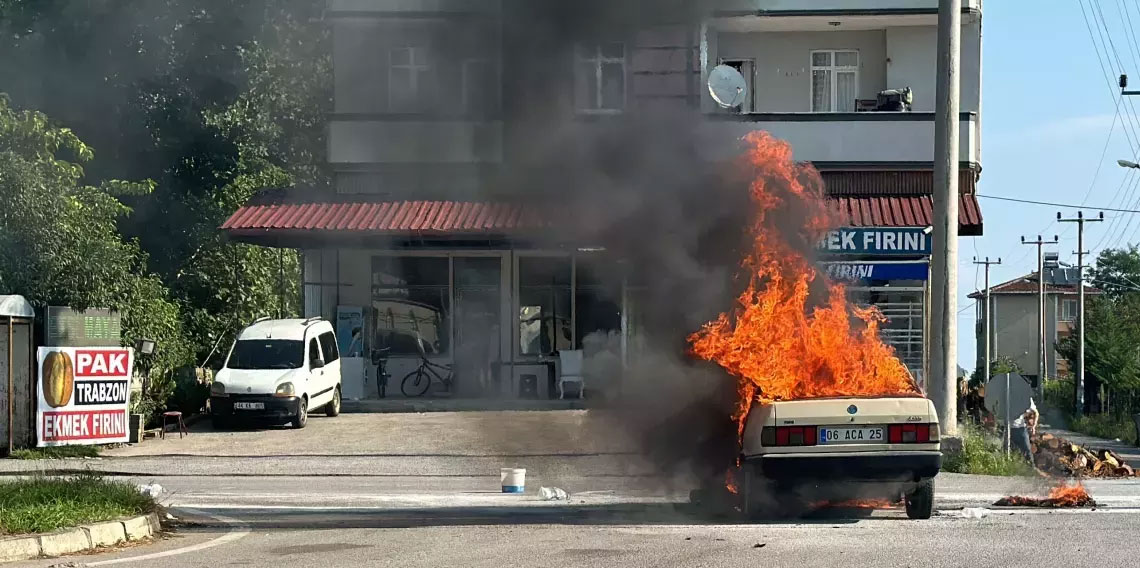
221;0;985;400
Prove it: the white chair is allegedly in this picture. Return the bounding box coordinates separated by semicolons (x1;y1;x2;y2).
557;350;585;399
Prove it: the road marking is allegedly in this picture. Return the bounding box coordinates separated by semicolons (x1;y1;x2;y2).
85;508;250;566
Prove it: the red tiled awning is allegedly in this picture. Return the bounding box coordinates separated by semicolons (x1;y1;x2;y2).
222;195;982;238
221;200;549;236
831;194;983;236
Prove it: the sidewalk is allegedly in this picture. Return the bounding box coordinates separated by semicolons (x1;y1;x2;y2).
1039;424;1140;466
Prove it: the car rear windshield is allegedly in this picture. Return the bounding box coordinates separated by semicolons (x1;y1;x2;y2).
226;340;304;370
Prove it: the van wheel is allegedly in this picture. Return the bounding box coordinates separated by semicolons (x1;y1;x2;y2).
905;478;934;519
325;386;341;417
291;397;308;429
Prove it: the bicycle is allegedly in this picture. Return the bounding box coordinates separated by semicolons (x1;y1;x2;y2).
370;347;391;398
401;355;453;397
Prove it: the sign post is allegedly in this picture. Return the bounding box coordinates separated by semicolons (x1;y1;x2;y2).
36;347;133;447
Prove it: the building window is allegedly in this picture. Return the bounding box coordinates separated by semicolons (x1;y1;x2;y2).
389;47;433;112
518;256;572;356
575;257;622;349
372;256;450;356
719;58;755;112
575;42;626;113
810;50;858;112
1061;298;1078;322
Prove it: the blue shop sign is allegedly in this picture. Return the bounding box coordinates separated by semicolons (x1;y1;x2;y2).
818;227;931;255
823;261;929;283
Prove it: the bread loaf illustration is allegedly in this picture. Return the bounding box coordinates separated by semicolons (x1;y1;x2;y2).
41;350;74;408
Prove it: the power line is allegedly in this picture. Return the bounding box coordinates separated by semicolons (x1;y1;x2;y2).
976;193;1140;212
1081;0;1140;153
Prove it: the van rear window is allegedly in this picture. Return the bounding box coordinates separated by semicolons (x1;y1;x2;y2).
227;340;304;370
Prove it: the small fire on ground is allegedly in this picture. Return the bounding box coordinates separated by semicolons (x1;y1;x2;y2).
811;498;900;510
993;482;1097;508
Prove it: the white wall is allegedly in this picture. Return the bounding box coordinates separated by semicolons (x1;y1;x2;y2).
699;115;979;163
715;0;980;11
328;120;503;164
716;30;888;112
886;24;981;112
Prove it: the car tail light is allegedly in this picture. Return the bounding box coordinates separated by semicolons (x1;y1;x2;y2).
761;426;818;447
888;424;938;444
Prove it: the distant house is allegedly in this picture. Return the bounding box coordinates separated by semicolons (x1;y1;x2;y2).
969;267;1101;384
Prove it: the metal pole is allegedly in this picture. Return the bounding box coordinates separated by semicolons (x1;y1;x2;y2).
7;316;13;455
930;0;961;436
1021;235;1059;400
1005;372;1011;455
1059;211;1104;416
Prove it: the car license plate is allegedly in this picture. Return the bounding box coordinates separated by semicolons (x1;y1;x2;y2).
819;426;884;444
233;402;264;410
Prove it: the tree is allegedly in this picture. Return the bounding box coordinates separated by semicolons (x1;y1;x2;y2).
0;0;329;360
0;95;193;380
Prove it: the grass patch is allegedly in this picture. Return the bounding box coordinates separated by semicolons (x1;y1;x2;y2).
1069;413;1139;446
0;475;155;535
942;427;1037;476
9;445;101;460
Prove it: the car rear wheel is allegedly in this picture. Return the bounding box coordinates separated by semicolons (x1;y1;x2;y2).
291;397;308;429
905;478;934;519
325;386;341;417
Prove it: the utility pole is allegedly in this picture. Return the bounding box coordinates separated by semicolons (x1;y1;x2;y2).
1058;211;1105;417
1021;235;1059;402
930;0;961;436
974;256;1005;453
972;257;1002;385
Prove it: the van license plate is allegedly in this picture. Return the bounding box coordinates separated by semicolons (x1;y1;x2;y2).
819;427;884;444
234;402;264;410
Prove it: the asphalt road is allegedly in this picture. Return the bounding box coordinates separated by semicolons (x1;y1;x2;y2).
8;413;1140;567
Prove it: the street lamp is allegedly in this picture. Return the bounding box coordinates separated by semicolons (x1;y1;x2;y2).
1118;159;1140;169
134;338;157;396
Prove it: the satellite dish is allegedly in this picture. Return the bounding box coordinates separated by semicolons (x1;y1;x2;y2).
708;64;748;109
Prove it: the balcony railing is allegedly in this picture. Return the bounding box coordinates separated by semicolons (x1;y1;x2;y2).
698;111;979;166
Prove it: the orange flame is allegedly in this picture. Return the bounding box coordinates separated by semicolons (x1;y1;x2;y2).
994;482;1095;507
687;131;919;448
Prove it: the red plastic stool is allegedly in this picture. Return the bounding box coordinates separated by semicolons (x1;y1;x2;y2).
161;411;188;439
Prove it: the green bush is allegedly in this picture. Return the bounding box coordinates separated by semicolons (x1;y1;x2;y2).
942;426;1036;477
1045;378;1076;417
1069;413;1138;446
0;474;155;534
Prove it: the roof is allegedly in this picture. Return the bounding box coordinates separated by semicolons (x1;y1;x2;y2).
967;269;1102;299
832;194;982;236
0;295;33;318
821;170;978;196
222;199;548;236
238;318;330;341
222;194;983;238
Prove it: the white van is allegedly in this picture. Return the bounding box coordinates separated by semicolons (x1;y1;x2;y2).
209;317;342;429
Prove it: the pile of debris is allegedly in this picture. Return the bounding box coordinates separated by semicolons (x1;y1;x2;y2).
994;482;1097;508
1030;433;1140;478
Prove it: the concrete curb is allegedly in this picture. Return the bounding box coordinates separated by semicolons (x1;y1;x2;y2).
0;512;160;563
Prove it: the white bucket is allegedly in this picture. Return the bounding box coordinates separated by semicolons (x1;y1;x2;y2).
501;468;526;493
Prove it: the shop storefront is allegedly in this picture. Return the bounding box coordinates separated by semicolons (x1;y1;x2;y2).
819;227;933;386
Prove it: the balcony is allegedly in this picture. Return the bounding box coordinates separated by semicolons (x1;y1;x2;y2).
714;0;981;16
328;118;503;165
698;111;979;166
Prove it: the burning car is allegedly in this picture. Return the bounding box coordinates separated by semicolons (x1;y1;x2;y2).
739;395;940;519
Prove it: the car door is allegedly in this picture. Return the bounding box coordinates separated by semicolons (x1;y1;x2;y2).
317;329;341;400
306;335;324;404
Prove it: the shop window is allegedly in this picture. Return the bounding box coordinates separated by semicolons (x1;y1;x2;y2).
575;257;622;349
518;256;572;356
372;256;450;356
